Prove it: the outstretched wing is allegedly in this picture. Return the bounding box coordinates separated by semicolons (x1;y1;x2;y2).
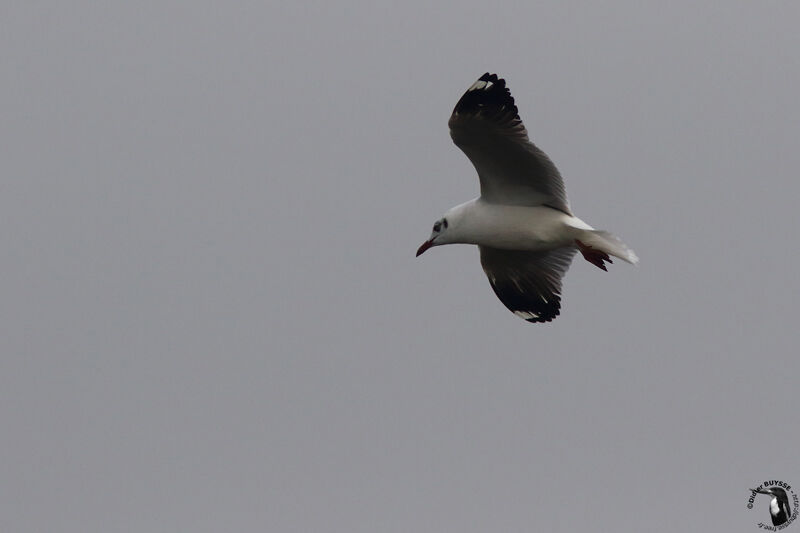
479;245;577;323
449;73;570;214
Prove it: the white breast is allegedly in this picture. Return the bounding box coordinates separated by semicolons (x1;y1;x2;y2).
451;199;592;251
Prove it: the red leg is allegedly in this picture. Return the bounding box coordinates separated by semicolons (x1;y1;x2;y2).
575;240;613;271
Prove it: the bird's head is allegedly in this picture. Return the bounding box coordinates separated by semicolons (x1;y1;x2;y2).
416;216;451;257
753;487;787;498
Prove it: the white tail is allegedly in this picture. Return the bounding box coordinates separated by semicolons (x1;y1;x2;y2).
578;230;639;265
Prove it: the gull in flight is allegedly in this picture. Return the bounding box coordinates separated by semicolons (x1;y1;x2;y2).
416;73;638;323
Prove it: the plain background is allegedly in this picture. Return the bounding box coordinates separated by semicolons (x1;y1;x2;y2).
2;2;799;531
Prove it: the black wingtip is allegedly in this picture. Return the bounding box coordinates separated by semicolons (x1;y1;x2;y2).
452;73;518;119
526;316;556;324
487;280;562;323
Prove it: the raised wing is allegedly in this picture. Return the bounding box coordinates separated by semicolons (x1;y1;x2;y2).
479;245;577;323
449;73;570;214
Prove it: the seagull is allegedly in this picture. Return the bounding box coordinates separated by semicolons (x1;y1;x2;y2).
416;73;638;323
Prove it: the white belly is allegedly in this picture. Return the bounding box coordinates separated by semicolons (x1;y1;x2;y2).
458;201;592;251
771;498;780;515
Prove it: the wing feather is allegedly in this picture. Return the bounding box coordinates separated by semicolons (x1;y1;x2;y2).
449;73;570;213
479;246;577;323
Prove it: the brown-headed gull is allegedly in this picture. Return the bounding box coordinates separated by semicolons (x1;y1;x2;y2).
416;73;638;323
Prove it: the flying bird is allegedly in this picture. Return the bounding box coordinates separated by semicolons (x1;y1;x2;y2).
416;73;638;322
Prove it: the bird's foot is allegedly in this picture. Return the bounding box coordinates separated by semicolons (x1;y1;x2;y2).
575;240;612;271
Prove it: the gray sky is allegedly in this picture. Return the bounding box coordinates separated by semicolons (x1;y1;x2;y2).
2;1;799;531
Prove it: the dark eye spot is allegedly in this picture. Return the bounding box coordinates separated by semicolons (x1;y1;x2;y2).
433;221;441;232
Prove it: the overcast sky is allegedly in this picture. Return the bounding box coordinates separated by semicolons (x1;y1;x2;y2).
2;2;799;531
